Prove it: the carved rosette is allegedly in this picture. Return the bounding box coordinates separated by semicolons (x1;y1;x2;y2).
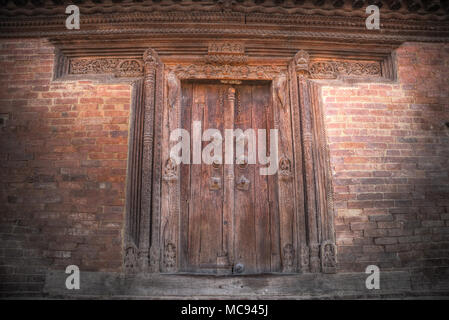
321;240;337;274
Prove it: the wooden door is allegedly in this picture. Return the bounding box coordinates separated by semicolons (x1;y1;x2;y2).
179;80;285;274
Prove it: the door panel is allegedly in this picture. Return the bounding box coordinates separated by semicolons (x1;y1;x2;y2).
179;80;284;274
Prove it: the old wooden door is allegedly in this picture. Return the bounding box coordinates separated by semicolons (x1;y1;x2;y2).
179;80;285;274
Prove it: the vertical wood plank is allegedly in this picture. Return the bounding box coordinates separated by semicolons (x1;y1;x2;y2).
266;98;281;272
274;75;298;273
233;84;256;274
199;84;223;268
187;83;205;270
179;82;192;271
252;83;272;273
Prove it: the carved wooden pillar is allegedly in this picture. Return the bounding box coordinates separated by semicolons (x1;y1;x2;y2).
139;48;160;272
124;48;164;274
290;49;337;274
223;87;236;268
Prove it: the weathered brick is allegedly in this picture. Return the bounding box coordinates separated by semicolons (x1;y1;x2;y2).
374;237;398;245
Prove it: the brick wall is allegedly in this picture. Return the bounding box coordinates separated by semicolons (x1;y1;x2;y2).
0;38;448;296
322;43;449;288
0;39;131;296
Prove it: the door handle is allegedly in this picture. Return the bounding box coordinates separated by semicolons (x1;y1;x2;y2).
236;175;250;191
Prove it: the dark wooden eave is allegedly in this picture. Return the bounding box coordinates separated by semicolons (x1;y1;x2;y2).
1;1;448;54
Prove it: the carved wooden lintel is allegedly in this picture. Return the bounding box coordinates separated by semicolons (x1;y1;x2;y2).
65;47;385;83
166;64;285;80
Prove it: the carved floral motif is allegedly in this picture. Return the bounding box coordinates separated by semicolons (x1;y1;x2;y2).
309;60;382;79
69;58;143;77
208;42;245;55
167;64;284;80
204;54;248;65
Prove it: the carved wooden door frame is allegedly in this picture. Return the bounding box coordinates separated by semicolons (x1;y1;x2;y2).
120;43;388;275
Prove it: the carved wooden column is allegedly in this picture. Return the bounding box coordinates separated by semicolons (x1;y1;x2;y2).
138;48;160;272
149;49;165;273
288;58;308;273
124;49;162;273
290;50;337;274
295;51;320;273
124;48;164;274
223;86;236;269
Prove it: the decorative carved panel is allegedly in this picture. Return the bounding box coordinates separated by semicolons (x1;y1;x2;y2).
60;45;394;275
69;58;143;77
309;60;382;79
205;42;248;65
166;64;285;80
